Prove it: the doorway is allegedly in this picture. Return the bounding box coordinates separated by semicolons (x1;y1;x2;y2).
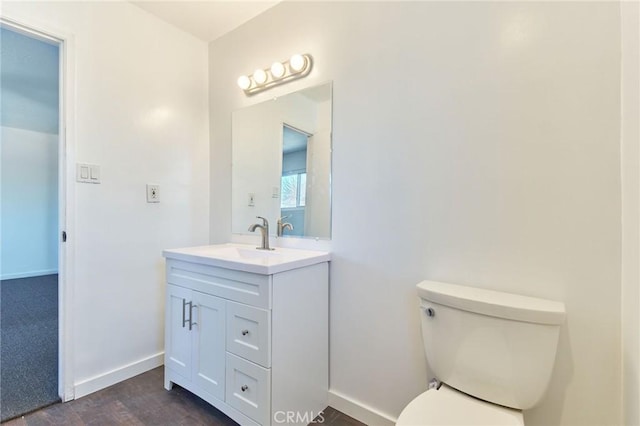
281;124;310;237
0;23;64;421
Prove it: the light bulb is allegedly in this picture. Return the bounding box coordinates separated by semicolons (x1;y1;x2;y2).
253;69;267;85
237;75;251;90
271;62;285;78
289;54;306;72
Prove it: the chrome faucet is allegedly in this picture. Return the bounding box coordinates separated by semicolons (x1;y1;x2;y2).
277;215;294;237
248;216;273;250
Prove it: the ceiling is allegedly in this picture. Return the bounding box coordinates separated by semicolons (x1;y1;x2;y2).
131;1;279;42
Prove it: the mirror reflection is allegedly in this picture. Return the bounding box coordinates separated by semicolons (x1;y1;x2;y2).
232;82;332;239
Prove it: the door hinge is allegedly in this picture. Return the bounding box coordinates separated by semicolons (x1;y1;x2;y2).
62;231;67;242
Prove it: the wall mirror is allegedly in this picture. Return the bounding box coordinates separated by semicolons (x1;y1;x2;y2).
232;82;332;239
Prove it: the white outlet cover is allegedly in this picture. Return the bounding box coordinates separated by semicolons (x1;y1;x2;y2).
146;184;160;203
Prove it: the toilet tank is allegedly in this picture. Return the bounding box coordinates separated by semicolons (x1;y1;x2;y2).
417;280;565;410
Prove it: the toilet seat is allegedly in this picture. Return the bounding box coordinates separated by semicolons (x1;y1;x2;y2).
396;384;524;426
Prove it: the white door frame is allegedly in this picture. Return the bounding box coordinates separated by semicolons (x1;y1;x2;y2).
0;15;76;402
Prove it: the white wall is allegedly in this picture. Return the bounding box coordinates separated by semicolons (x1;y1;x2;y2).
0;27;59;134
210;3;622;425
1;127;58;279
1;27;60;280
0;28;59;279
2;1;209;396
622;2;640;425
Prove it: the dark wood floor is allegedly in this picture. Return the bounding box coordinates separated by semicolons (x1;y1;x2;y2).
1;367;366;426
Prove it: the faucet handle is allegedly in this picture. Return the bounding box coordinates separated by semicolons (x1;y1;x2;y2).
256;216;268;226
278;215;290;222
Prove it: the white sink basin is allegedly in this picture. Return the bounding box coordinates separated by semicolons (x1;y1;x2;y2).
215;246;283;260
163;243;330;274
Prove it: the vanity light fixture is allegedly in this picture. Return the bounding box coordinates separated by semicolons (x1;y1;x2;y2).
237;75;251;90
289;54;306;72
237;53;313;95
271;61;285;78
253;68;268;85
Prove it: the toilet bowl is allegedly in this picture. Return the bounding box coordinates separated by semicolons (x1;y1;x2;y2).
398;280;565;425
397;384;523;426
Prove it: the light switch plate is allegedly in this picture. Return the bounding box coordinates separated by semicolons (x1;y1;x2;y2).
76;163;101;184
147;184;160;203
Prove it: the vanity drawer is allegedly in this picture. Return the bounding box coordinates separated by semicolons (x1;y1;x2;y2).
226;353;271;425
166;259;271;308
226;301;271;368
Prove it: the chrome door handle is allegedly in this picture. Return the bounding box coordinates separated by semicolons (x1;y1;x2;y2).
189;304;198;330
182;299;188;328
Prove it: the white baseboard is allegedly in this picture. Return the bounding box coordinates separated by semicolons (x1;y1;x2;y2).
74;352;164;399
328;390;397;426
1;269;58;280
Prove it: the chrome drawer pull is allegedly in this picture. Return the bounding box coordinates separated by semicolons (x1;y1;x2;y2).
182;299;188;328
189;304;198;330
241;385;248;392
241;329;249;336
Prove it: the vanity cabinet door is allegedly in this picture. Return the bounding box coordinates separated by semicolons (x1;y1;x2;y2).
165;284;192;379
192;291;226;401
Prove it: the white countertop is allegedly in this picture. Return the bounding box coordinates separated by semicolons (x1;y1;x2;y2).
163;243;331;275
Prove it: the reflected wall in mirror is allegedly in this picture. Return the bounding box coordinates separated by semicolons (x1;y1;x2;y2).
232;82;332;239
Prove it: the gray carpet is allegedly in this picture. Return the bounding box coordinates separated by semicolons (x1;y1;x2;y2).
1;274;60;422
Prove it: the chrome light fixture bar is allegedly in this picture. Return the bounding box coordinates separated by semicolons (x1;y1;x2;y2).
237;54;313;95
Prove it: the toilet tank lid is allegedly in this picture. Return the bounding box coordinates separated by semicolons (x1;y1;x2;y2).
417;280;566;325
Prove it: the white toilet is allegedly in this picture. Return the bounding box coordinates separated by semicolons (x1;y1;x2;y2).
397;280;566;426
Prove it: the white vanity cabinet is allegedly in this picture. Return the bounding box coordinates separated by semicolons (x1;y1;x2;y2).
163;244;329;426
